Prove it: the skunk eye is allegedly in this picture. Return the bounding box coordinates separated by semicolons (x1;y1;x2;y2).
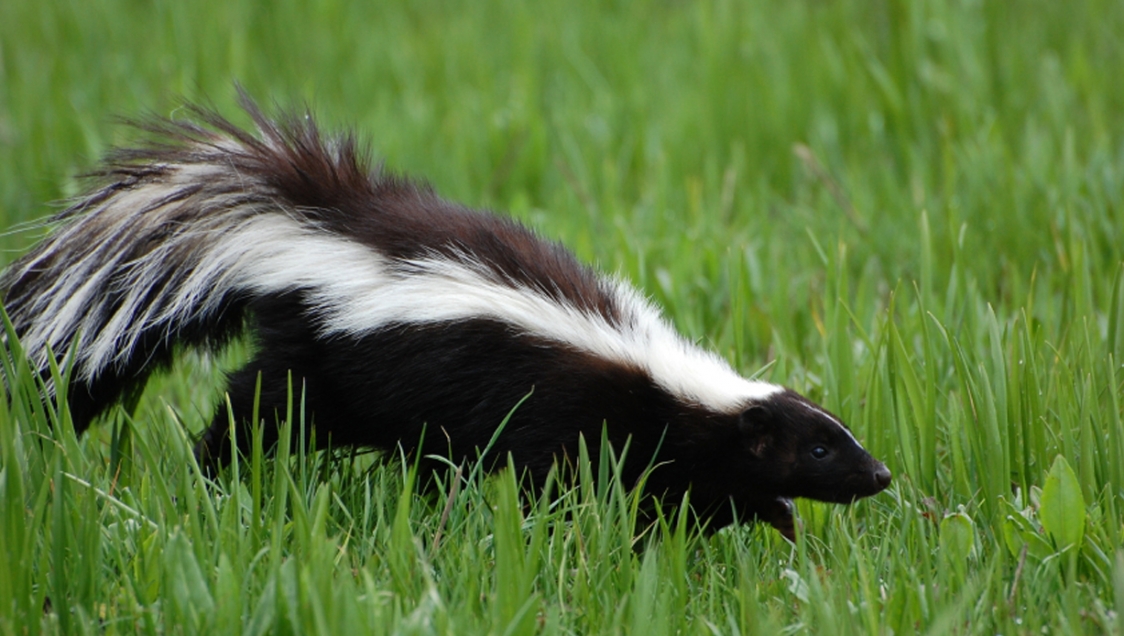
810;446;829;460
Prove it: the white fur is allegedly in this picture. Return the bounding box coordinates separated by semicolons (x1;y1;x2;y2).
16;162;782;414
799;401;858;443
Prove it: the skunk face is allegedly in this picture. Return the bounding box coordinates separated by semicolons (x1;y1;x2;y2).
734;389;891;504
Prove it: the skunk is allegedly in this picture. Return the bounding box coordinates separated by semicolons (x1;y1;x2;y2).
0;96;890;538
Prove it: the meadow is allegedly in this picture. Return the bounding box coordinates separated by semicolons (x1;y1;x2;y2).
1;0;1123;633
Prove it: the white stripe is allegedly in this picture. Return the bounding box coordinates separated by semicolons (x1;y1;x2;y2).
799;401;859;443
19;175;782;414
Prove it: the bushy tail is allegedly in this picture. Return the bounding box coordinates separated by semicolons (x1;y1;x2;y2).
0;95;379;429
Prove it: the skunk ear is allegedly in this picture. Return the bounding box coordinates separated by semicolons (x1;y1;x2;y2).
738;404;772;457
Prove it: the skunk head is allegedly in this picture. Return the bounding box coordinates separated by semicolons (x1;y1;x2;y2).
726;388;891;504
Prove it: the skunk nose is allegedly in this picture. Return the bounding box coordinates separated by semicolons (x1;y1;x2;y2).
874;466;892;490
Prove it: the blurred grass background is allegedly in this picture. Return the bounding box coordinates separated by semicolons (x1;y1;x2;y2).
2;0;1124;633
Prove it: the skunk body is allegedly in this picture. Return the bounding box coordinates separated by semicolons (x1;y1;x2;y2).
1;98;890;536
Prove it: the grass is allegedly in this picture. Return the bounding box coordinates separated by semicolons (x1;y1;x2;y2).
2;0;1124;632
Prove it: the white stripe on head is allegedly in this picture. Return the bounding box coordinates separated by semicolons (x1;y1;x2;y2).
797;400;859;444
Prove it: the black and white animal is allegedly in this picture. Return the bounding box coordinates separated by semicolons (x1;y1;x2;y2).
0;98;890;538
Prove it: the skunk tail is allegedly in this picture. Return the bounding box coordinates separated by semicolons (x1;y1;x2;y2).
1;97;385;429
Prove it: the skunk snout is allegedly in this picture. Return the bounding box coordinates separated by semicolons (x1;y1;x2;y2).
873;464;892;491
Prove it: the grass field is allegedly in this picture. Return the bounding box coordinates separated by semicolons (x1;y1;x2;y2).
2;0;1124;633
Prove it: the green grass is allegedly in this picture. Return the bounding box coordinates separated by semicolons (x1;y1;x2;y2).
2;0;1124;632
